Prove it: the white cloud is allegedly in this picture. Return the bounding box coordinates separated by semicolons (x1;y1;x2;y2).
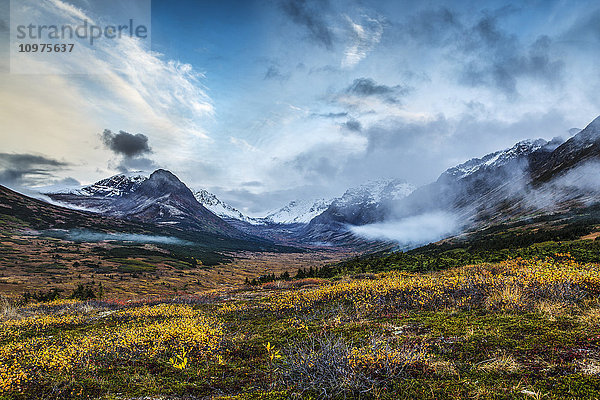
351;211;459;246
341;15;383;68
3;0;215;183
47;0;92;23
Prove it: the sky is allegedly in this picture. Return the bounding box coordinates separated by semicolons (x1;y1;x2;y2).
1;0;600;216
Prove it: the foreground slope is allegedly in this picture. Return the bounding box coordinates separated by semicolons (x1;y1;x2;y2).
1;255;599;399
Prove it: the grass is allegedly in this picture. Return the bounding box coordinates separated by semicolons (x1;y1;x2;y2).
1;255;600;399
110;258;158;272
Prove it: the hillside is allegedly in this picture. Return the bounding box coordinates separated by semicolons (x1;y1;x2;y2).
1;254;599;399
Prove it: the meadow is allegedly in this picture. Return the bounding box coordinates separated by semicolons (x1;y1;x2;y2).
1;255;600;399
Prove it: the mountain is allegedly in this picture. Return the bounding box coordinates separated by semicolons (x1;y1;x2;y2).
302;179;415;246
301;115;600;248
0;183;297;268
441;139;550;181
310;179;415;226
264;198;332;224
193;189;262;225
531;116;600;184
43;115;600;251
381;115;600;237
56;172;148;197
48;170;243;237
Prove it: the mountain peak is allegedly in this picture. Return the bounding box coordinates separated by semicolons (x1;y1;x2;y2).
265;198;333;224
575;115;600;141
136;169;192;198
148;169;180;182
443;138;548;181
587;115;600;129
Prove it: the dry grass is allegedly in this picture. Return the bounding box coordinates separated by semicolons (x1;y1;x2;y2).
477;351;521;373
579;306;600;327
535;300;568;321
0;296;18;320
430;359;458;376
485;284;529;311
261;278;329;290
279;334;429;397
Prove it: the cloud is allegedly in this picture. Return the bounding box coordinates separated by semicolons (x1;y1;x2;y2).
102;130;151;158
552;161;600;192
458;18;564;97
403;8;460;46
342;15;384;68
264;65;290;81
10;0;215;136
0;153;69;187
289;150;339;180
362;115;450;154
343;119;362;132
116;157;159;174
351;211;459;247
312;112;349;118
561;9;600;45
398;7;565;98
242;181;264;188
280;0;334;49
344;78;411;104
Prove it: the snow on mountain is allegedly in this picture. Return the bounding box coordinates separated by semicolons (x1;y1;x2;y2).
266;180;415;226
333;179;416;208
265;198;332;224
442;139;549;180
193;189;261;224
52;172;148;197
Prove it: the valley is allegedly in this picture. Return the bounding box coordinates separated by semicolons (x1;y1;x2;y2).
2;116;600;399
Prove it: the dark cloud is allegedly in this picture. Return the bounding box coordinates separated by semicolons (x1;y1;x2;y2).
102;129;151;158
457;15;564;97
343;119;362;132
280;0;334;49
399;7;564;97
345;78;412;104
0;153;69;186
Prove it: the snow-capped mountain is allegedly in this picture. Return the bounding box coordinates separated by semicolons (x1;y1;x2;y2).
48;169;245;236
193;189;262;224
54;172;148;197
264;198;332;224
263;180;414;227
303;179;416;245
333;179;415;209
442;139;550;180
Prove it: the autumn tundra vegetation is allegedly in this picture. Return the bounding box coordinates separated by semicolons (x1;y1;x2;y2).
1;252;600;399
